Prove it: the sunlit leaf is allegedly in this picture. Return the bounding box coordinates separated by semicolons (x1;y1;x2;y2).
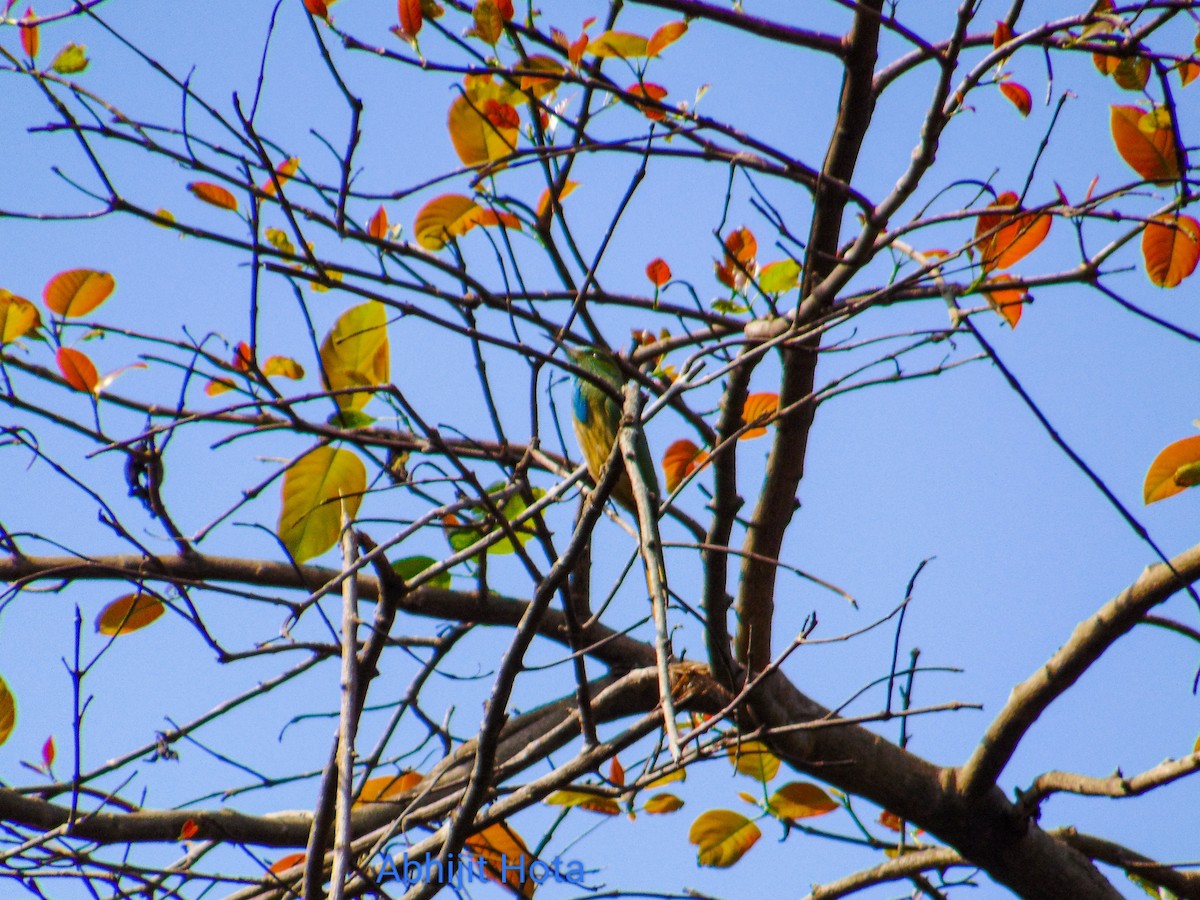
302;0;329;20
468;0;504;44
1128;873;1179;899
265;228;295;255
740;392;779;440
44;269;115;317
179;819;199;840
41;735;55;769
535;180;578;218
645;257;671;287
356;771;422;806
397;0;422;37
0;675;15;747
391;555;451;589
188;181;239;211
465;822;536;899
716;227;757;288
588;30;649;58
327;409;375;430
319;301;390;411
474;208;522;231
0;290;41;344
878;810;905;832
610;755;625;787
992;20;1013;49
648;20;687;56
446;483;546;555
999;81;1031;116
627;82;668;119
414;194;482;250
767;782;838;820
259;356;303;381
1181;58;1200;87
518;55;564;97
644;793;684;814
367;205;390;240
56;347;99;393
448;92;518;167
268;853;306;875
1144;436;1200;504
974;191;1051;272
261;157;299;197
1141;215;1200;288
278;446;367;562
494;0;512;18
1111;105;1180;184
662;438;707;492
758;259;800;294
95;592;165;635
93;361;147;395
545;790;621;815
647;768;685;788
19;7;37;59
982;274;1027;328
688;810;761;868
50;42;88;74
727;738;780;782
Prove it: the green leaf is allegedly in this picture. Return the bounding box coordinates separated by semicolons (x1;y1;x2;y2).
757;259;800;294
446;483;546;556
712;298;749;314
50;42;88;73
278;446;366;562
326;409;376;430
392;555;451;590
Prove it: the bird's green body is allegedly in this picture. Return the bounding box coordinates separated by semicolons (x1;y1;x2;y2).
567;347;638;510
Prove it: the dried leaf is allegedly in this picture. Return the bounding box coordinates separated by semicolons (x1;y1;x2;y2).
767;782;838;820
999;81;1031;116
188;181;239;211
1110;105;1180;184
0;675;15;747
1144;435;1200;504
465;822;536;898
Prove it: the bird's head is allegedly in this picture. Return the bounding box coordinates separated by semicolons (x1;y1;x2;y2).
566;346;623;389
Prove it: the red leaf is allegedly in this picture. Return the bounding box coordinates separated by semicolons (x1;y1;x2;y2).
662;439;707;492
20;6;38;59
268;853;306;875
56;347;99;393
1141;215;1200;288
41;735;55;769
974;191;1051;272
610;755;625;787
495;0;513;19
368;205;389;240
179;819;199;840
999;81;1031;117
397;0;422;37
628;82;669;120
233;341;253;372
993;20;1013;49
303;0;328;20
645;257;671;287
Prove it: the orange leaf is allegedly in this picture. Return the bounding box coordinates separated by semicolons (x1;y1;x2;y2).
261;157;299;197
188;181;239;211
1110;106;1180;184
0;676;13;748
740;392;779;440
992;20;1013;49
44;269;115;317
56;347;99;393
1093;51;1119;75
465;822;535;899
982;274;1027;327
1141;215;1200;288
179;819;199;840
474;208;522;231
397;0;422;37
368;205;389;240
999;81;1031;117
268;852;306;875
647;20;687;56
645;257;671;287
717;227;758;288
628;82;668;120
356;771;422;805
95;592;165;635
519;55;565;96
233;341;253;372
469;0;504;44
495;0;513;19
662;439;707;492
879;810;904;832
610;755;625;787
974;191;1050;272
1144;436;1200;504
1112;55;1151;91
1181;58;1200;87
19;6;38;59
448;93;518;167
302;0;328;19
414;194;484;250
535;180;578;218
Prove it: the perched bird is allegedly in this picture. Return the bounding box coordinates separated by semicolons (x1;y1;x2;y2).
567;346;637;511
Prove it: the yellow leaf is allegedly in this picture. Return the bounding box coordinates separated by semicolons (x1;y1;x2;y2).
278;446;366;562
319;302;390;411
757;259;800;294
262;157;300;196
644;793;684;814
588;30;649;58
448;91;518;168
414;194;483;250
465;822;536;899
535;180;578;219
262;356;305;380
544;790;621;815
50;42;88;74
519;55;565;97
767;782;838;820
740;393;779;440
647;768;685;788
1144;435;1200;504
0;290;41;344
355;771;422;806
688;810;761;868
95;592;165;636
727;738;780;782
265;228;295;255
188;181;239;211
43;269;115;317
1141;215;1200;288
0;674;15;747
